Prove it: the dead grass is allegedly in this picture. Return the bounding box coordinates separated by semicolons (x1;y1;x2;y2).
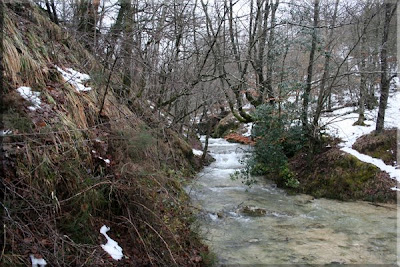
1;3;208;266
3;36;21;84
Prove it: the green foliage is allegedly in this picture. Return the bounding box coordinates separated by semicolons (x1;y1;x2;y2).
230;168;258;187
117;125;155;160
3;109;33;133
238;104;305;187
200;251;217;266
280;164;299;189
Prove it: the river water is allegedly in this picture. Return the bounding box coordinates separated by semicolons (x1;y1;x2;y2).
186;138;398;265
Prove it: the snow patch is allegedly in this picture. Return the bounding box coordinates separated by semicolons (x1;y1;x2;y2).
146;100;156;110
209;213;218;221
243;103;254;110
56;66;92;92
101;157;110;164
341;147;400;181
243;123;253;137
30;254;47;267
1;129;12;136
17;86;41;111
322;90;400;186
193;149;204;156
100;225;123;260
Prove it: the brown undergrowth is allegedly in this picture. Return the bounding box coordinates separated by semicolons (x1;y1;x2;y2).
224;133;255;145
1;3;208;266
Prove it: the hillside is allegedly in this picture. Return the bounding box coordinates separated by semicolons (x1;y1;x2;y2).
1;3;208;266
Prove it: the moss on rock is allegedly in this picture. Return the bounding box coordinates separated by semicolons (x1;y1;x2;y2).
352;129;397;166
212;113;239;138
289;148;396;203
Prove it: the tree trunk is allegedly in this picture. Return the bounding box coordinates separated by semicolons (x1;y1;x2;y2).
312;0;338;128
50;0;59;24
105;3;126;67
44;0;54;23
254;0;269;105
356;28;367;125
77;0;99;51
264;0;279;104
301;0;319;130
376;2;396;132
121;1;134;99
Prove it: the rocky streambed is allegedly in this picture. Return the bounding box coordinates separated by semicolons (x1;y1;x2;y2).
186;138;398;265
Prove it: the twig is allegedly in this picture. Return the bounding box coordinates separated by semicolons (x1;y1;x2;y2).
98;56;118;117
59;180;113;203
141;219;178;266
124;211;154;266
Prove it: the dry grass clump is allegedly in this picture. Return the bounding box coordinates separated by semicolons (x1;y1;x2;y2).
3;12;44;87
3;3;98;90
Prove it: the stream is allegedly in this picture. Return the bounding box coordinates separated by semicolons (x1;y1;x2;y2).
186;138;398;265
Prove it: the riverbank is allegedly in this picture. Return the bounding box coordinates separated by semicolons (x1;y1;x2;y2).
213;90;400;203
187;138;397;265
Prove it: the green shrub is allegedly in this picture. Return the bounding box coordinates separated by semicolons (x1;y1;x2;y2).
239;104;305;187
280;164;299;188
117;125;155;160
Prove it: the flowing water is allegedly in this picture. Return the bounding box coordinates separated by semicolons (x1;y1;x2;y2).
186;138;398;265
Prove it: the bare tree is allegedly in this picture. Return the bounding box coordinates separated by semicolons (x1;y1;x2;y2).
376;1;397;132
301;0;319;130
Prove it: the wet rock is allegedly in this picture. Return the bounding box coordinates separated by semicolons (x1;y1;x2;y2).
240;205;267;216
196;115;220;135
212;113;239;138
306;223;325;229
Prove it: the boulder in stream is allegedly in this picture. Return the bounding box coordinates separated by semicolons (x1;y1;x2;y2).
240;205;267;216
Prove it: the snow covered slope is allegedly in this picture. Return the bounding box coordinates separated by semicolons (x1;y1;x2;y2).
321;91;400;187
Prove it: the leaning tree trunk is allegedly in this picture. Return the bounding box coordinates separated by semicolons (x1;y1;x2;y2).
376;2;396;132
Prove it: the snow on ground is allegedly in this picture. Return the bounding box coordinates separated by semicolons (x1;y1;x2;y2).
16;86;41;111
30;254;47;266
146;100;156;110
242;103;254;110
243;123;253;137
0;129;12;136
321;90;400;187
100;225;123;260
193;149;204;156
56;66;92;92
